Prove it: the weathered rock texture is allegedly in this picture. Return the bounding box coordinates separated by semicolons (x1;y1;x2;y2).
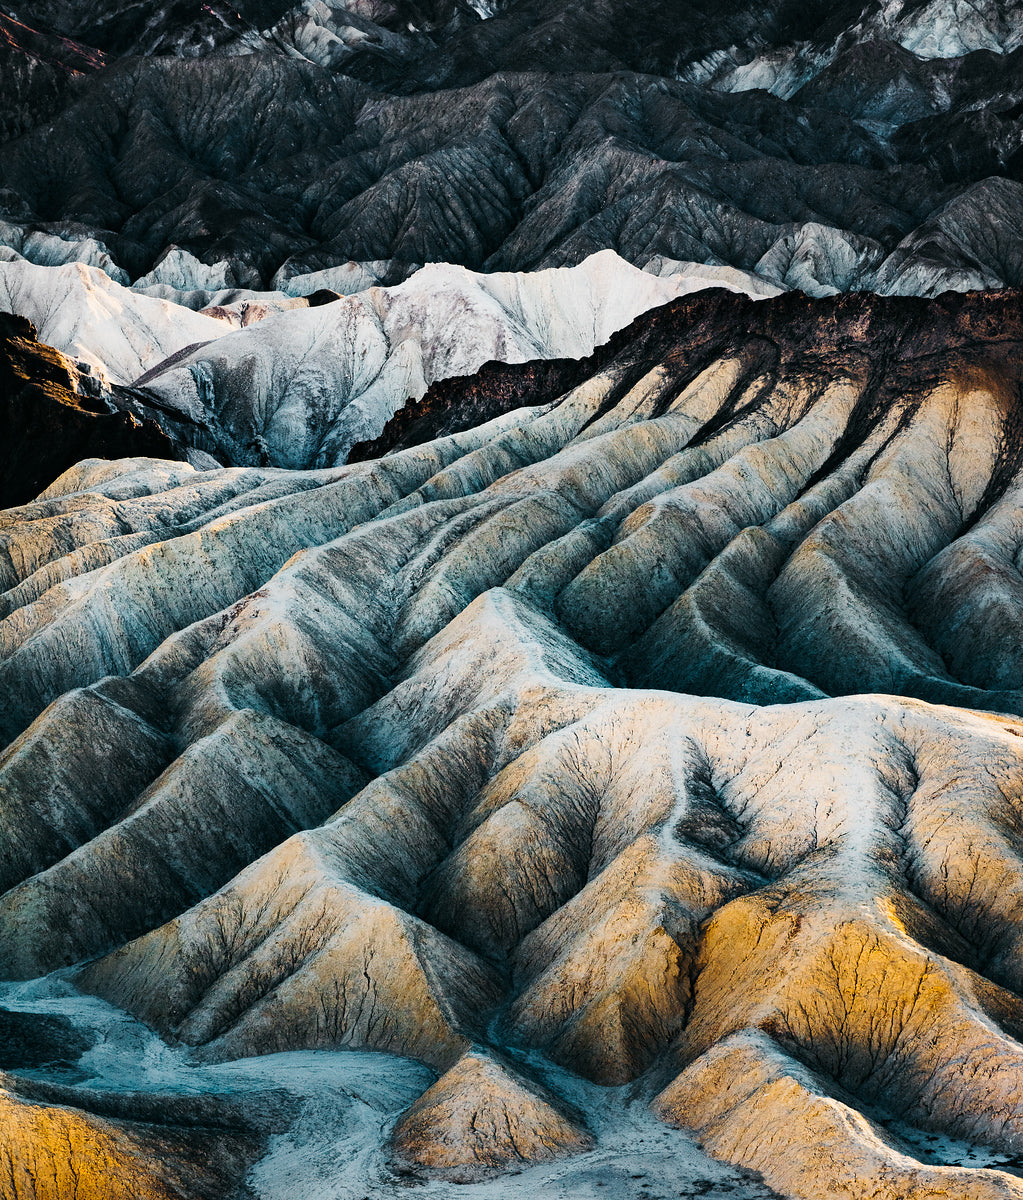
2;2;1023;294
5;287;1023;1196
0;251;772;477
128;251;770;468
0;1080;259;1200
388;1050;594;1179
0;11;106;144
0;312;179;507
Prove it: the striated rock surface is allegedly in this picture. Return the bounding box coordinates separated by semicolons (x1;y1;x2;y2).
0;217;128;284
0;10;106;144
4;285;1023;1195
0;1079;259;1200
0;260;232;385
9;0;1023;1193
0;251;774;474
655;1031;1023;1200
388;1050;594;1180
0;26;1020;294
134;251;772;468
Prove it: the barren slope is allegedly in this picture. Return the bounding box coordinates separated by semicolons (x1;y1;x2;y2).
4;286;1023;1196
0;40;1021;298
0;252;773;479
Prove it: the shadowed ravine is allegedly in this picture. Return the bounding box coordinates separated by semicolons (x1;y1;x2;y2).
4;286;1023;1196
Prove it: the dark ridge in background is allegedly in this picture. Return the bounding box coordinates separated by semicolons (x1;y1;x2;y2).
0;0;1021;291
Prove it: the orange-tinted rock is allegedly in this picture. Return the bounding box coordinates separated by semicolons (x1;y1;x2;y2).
0;313;178;507
389;1050;593;1181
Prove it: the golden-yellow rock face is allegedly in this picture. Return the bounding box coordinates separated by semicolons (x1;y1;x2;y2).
6;289;1023;1197
389;1050;594;1180
0;1084;256;1200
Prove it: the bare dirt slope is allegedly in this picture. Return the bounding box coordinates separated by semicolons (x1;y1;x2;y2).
4;286;1023;1196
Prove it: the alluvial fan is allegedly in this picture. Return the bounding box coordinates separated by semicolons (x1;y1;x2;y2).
4;285;1023;1197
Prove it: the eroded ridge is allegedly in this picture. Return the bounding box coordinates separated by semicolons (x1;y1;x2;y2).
5;289;1023;1194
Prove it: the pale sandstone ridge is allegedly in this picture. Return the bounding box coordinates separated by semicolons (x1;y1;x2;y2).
69;593;1023;1198
388;1050;594;1180
0;260;230;385
655;1032;1023;1200
3;288;1023;1196
0;251;776;473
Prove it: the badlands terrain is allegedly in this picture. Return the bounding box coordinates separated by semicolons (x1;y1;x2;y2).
5;0;1023;1197
4;278;1023;1197
1;0;1023;295
0;250;774;504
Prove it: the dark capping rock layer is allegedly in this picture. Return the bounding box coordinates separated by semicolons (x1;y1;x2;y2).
349;285;1023;463
0;311;181;507
347;356;595;460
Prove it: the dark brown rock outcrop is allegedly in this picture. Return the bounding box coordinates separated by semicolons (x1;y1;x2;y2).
0;312;180;508
347;356;594;460
352;285;1023;462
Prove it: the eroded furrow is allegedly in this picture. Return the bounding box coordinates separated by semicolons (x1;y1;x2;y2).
5;288;1023;1197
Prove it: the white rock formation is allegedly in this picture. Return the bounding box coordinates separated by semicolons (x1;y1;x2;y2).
0;260;231;383
755;222;887;296
272;257;417;294
132;246;243;292
1;250;780;468
643;255;783;298
0;218;130;284
892;0;1023;58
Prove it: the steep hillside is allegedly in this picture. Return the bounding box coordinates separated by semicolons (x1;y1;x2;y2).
4;286;1023;1197
1;0;1022;292
4;0;1023;1193
0;311;180;507
0;252;774;476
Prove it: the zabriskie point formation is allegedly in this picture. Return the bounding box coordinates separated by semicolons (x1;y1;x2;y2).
3;1;1023;1199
